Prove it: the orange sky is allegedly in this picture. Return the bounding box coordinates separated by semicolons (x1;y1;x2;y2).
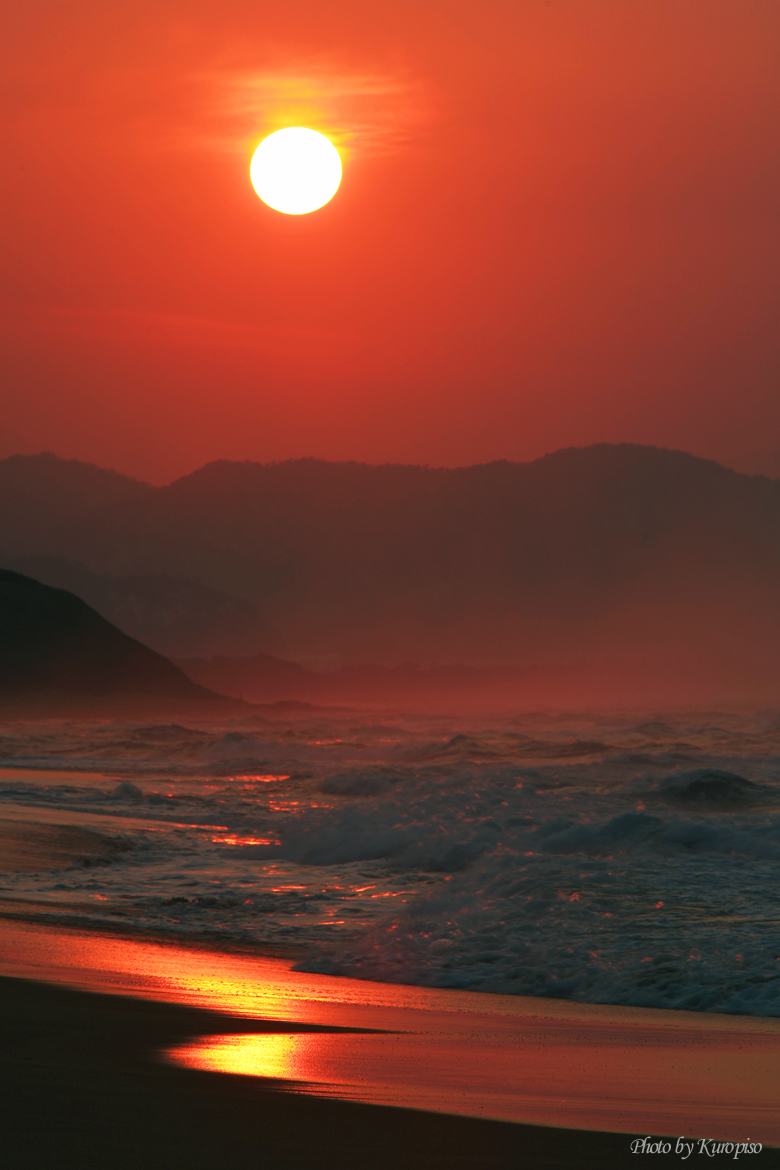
2;0;778;483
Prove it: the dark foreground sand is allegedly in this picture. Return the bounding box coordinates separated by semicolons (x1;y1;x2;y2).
4;973;743;1170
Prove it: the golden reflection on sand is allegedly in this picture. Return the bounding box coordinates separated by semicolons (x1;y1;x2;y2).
165;1026;780;1145
173;1033;304;1080
2;920;780;1144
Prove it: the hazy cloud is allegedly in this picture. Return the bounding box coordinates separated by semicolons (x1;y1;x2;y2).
189;65;434;158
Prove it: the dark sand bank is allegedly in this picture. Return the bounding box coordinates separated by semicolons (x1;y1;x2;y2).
0;975;652;1170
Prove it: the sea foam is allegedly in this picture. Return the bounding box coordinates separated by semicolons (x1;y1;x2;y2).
1;710;779;1015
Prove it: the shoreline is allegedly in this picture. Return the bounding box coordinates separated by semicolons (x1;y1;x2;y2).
1;973;670;1170
3;899;780;1025
1;916;779;1159
4;910;780;1029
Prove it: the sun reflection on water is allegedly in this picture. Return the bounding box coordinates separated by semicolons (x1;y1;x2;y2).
171;1033;303;1079
210;834;279;846
165;1031;375;1091
2;922;780;1144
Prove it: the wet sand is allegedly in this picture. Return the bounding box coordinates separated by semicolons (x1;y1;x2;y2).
1;973;650;1170
0;919;778;1168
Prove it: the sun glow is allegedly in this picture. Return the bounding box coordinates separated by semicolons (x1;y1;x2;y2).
250;128;342;215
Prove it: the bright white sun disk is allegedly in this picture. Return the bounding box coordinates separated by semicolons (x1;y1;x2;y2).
250;128;342;215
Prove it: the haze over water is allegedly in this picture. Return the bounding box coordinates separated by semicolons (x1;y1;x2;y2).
3;706;780;1017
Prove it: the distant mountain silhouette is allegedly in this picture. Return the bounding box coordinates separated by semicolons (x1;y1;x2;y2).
177;650;777;710
179;653;322;703
176;653;590;709
724;446;780;480
0;454;274;658
4;445;780;702
0;453;152;557
0;570;234;714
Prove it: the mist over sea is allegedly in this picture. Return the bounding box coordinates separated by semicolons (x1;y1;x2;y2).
2;708;780;1017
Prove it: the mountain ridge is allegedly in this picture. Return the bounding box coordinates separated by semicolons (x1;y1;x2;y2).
3;445;780;696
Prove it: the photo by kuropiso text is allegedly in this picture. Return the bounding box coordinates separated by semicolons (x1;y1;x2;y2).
630;1137;764;1158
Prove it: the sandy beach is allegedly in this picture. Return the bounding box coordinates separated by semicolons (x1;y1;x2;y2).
2;973;653;1170
1;916;778;1169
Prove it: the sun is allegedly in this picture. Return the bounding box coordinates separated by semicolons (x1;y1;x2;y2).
250;128;342;216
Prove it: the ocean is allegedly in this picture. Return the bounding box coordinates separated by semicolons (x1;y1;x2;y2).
2;706;779;1016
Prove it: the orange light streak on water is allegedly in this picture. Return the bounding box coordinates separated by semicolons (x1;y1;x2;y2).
210;835;279;846
225;775;290;783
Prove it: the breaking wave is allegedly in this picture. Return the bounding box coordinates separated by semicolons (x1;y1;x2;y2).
2;708;780;1015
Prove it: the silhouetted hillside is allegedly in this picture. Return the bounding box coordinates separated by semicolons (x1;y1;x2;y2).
4;556;275;658
0;570;233;714
4;446;780;702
